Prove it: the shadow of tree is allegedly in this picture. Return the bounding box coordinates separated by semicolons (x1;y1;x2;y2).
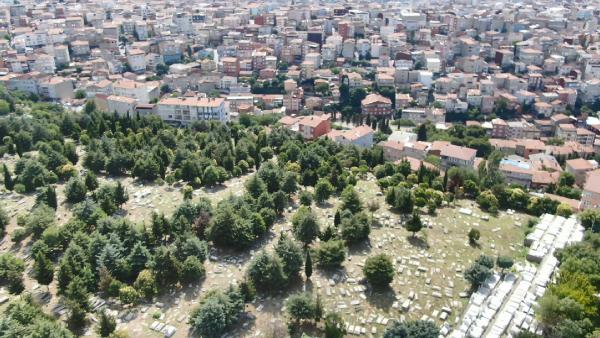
365;285;397;311
407;235;429;249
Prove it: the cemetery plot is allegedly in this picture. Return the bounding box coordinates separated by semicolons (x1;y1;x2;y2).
451;214;585;338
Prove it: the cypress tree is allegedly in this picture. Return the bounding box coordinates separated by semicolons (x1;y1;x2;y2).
3;164;14;190
46;186;57;210
305;250;313;279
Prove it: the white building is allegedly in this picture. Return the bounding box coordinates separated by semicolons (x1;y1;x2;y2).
127;49;147;72
157;96;229;124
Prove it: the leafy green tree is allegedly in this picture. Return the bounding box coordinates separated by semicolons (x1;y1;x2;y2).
383;320;440;338
496;255;514;274
32;252;54;289
274;233;303;279
556;203;573;217
0;253;25;294
132;156;160;181
464;261;492;290
0;297;74;337
245;175;267;199
189;288;244;338
97;311;117;337
363;254;395;289
340;211;371;243
114;181;128;207
84;171;99;191
468;228;480;245
150;246;181;287
477;190;499;213
182;186;193;200
315;240;346;268
314;179;334;204
282;172;298;195
299;190;313;206
292;206;320;246
286;292;316;323
405;212;423;237
3;163;14;190
133;269;157;299
181;256;205;283
65;177;87;203
247;251;287;292
324;312;347;338
118;285;140;305
0;205;8;237
580;209;600;232
340;186;362;213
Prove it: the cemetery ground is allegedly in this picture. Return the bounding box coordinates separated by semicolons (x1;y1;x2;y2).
0;152;533;337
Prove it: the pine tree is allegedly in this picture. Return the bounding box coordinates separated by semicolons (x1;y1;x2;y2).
305;250;313;279
3;164;13;190
85;171;98;191
97;311;117;337
334;210;341;227
46;186;57;210
314;294;323;321
114;181;128;207
33;252;54;289
442;169;448;192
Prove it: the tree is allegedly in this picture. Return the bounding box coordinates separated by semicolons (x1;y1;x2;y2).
334;210;341;226
363;254;394;289
556;203;573;217
464;261;492;290
97;311;117;337
182;186;193;200
477;190;499;214
292;206;320;246
84;171;99;191
133;269;157;299
416;123;427;141
282;172;298;195
150;246;181;287
3;163;14;190
580;209;600;232
496;255;514;274
559;172;575;187
325;313;346;338
274;233;303;279
247;251;287;292
114;181;128;207
37;186;57;210
305;250;313;279
340;211;371;243
286;293;316;323
341;186;362;213
383;320;440;338
189;288;244;338
33;252;54;289
245;175;266;199
468;228;480;245
315;240;346;268
181;256;206;283
0;205;7;237
299;190;313;206
0;253;25;294
314;179;334;204
65;177;87;203
117;285;139;305
405;212;423;237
